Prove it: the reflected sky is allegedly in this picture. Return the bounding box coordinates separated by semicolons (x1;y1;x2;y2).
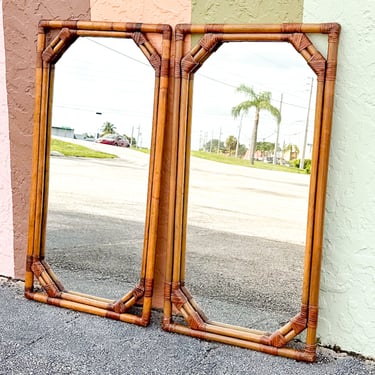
192;42;316;152
52;37;155;147
52;37;316;151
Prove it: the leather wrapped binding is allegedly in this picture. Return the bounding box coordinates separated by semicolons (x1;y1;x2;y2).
289;33;312;52
181;53;199;78
199;33;222;52
308;52;327;81
291;304;308;334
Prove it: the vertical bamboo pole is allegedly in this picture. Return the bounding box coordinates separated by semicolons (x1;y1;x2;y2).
140;73;159;287
300;79;325;310
179;76;194;287
32;52;51;264
40;63;55;260
25;29;46;293
305;25;340;352
39;63;66;291
143;30;171;321
163;32;184;324
172;44;190;287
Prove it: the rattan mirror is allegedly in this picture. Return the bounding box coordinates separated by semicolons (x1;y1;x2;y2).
164;23;340;362
25;21;171;326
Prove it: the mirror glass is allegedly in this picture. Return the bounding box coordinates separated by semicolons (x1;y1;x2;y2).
185;42;317;331
46;37;155;299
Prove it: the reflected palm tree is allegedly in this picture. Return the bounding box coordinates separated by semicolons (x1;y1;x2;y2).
100;121;116;135
232;85;281;164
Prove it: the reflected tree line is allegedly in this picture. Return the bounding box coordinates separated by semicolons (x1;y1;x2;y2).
198;84;309;172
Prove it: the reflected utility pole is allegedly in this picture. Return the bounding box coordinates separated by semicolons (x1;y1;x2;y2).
95;111;102;139
204;132;208;151
131;126;134;147
217;127;222;154
273;94;283;165
136;125;142;149
210;130;213;153
300;77;314;170
235;113;243;158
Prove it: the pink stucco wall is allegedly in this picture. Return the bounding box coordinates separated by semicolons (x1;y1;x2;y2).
1;1;91;279
0;0;14;277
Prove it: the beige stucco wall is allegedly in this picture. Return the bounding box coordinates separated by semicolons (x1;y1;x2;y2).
0;0;14;276
304;0;375;358
91;0;191;25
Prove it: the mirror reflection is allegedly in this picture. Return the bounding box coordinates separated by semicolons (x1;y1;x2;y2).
186;42;317;331
46;37;155;299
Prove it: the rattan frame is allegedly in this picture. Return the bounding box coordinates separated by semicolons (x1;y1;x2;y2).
163;23;340;362
25;20;171;326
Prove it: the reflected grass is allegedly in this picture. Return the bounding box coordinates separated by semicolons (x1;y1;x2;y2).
191;151;309;174
51;138;117;158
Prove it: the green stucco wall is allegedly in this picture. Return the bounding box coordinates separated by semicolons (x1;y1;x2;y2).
191;0;303;24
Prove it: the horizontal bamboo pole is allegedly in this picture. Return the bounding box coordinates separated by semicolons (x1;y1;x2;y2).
60;292;112;310
222;33;289;41
39;20;169;35
208;320;269;336
205;323;265;344
166;324;315;362
177;23;339;35
26;292;145;325
66;290;114;303
76;30;133;38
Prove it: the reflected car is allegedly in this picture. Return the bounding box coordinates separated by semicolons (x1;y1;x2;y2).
95;134;130;147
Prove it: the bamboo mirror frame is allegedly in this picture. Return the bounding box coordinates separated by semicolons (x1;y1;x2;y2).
25;20;171;326
163;23;340;362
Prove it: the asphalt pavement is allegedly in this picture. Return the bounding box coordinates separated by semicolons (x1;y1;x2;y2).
1;277;375;374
